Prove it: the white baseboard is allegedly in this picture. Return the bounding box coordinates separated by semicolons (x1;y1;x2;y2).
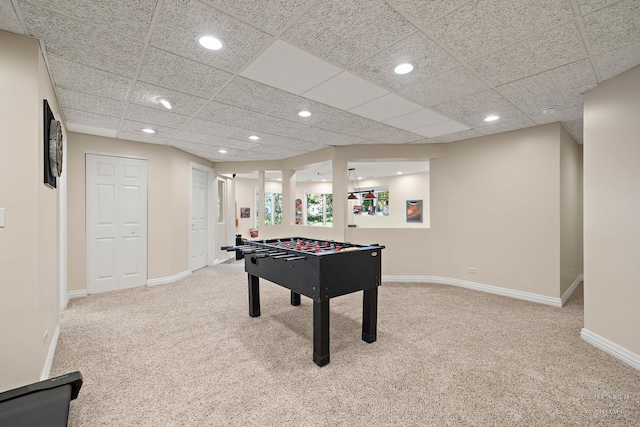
147;270;191;286
382;275;562;307
68;289;87;299
581;328;640;371
41;325;60;380
561;274;584;306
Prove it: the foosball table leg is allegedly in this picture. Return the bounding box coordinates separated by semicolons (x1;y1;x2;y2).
313;299;330;367
248;274;260;317
362;287;378;343
290;291;301;306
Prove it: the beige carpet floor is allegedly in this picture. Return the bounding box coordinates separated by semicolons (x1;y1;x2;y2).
51;262;639;426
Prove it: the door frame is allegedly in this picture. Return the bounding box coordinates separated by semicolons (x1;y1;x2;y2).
189;162;215;271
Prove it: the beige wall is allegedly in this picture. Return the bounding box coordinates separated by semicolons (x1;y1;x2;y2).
583;65;640;355
244;123;581;300
559;126;584;296
0;31;61;391
66;133;215;292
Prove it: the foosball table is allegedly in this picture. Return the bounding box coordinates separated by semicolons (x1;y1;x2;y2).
222;237;384;366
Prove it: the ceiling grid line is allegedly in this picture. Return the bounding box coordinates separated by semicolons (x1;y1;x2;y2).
115;0;166;140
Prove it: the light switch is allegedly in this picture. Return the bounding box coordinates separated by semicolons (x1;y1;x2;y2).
0;208;5;227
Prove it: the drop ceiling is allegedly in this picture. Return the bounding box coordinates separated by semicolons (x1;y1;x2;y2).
2;0;639;162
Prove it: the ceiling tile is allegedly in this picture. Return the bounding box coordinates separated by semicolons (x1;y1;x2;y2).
497;59;597;116
300;127;365;146
56;87;126;117
119;120;176;138
364;128;425;144
248;114;310;139
181;117;243;137
268;96;342;125
303;72;389;110
583;0;640;54
595;42;640;81
172;130;260;151
195;101;264;128
213;76;295;114
356;121;424;143
208;0;313;34
48;55;131;101
130;82;209;116
428;0;574;62
282;0;416;68
412;120;470;138
468;21;588;86
577;0;618;15
0;0;23;33
240;39;342;94
151;0;272;74
65;123;117;138
430;129;484;143
226;130;327;151
118;131;170;145
530;105;583;125
20;2;143;77
383;108;449;131
313;111;378;135
349;93;423;122
475;114;537;136
22;0;156;40
349;32;460;92
397;66;488;108
389;0;469;25
138;47;233;98
251;144;307;156
125;104;190;129
431;89;518;128
64;108;121;129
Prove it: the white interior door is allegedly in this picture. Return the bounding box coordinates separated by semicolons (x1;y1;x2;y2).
87;154;147;294
190;168;208;271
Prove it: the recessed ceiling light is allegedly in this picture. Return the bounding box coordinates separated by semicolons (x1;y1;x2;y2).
393;62;415;75
141;128;156;134
157;97;177;110
298;110;312;118
542;106;558;115
197;34;224;51
484;115;500;122
249;135;260;140
397;172;403;175
218;149;227;154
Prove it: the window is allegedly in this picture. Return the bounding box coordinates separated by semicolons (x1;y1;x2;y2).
306;193;333;226
264;192;282;225
217;180;225;223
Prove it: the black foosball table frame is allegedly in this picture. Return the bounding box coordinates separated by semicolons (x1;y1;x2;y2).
223;237;384;366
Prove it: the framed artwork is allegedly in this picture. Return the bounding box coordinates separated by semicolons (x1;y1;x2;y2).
295;198;302;224
44;100;63;188
406;200;423;223
240;207;250;218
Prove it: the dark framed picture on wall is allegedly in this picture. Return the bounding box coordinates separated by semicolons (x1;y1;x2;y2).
406;200;423;223
240;207;250;218
43;100;63;188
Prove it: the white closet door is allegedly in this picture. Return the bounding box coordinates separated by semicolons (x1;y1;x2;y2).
87;154;147;294
190;168;208;271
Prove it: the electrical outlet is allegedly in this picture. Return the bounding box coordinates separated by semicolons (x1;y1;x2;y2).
468;267;477;274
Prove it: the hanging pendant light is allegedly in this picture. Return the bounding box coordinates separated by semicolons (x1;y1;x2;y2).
364;190;376;199
347;168;361;200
